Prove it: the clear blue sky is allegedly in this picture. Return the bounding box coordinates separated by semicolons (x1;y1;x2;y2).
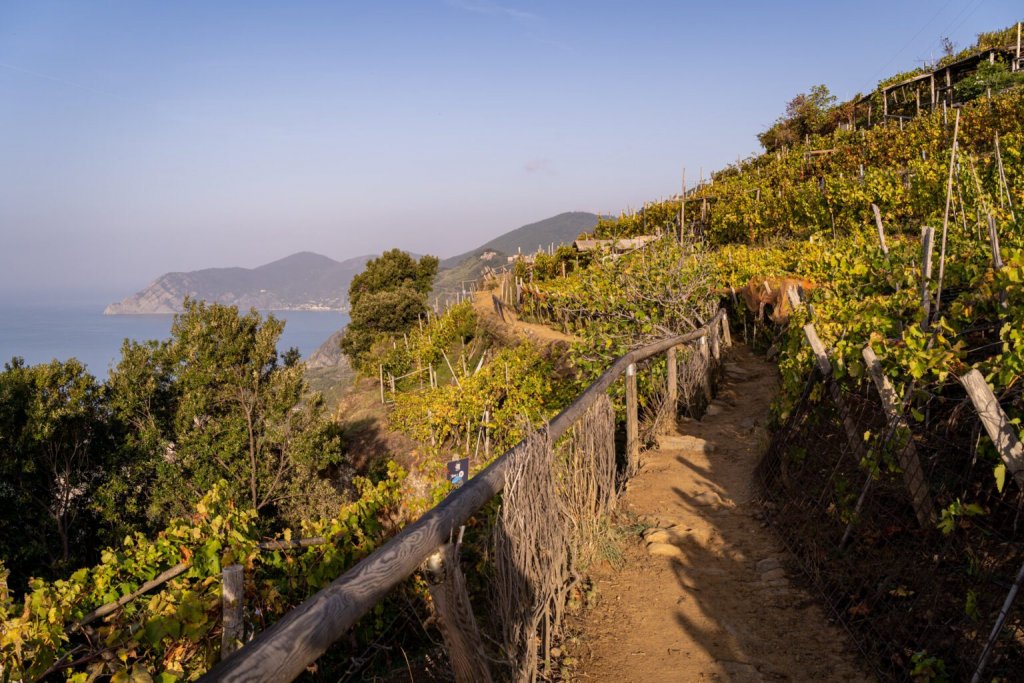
1;1;1019;297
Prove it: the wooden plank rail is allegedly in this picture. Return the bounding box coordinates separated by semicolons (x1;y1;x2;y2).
202;309;727;682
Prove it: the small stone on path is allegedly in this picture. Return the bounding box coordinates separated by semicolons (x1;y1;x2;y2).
647;542;685;559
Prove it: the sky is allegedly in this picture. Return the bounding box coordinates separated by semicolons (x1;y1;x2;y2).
1;0;1020;298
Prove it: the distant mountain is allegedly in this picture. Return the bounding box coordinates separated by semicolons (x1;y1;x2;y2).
104;252;373;315
432;211;599;300
439;211;599;269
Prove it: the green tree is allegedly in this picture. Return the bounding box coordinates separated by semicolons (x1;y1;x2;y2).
0;358;111;584
758;84;837;151
105;299;345;526
341;249;439;368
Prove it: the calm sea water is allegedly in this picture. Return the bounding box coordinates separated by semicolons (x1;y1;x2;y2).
0;300;348;376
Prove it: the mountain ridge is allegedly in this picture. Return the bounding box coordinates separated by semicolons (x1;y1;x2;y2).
104;252;375;315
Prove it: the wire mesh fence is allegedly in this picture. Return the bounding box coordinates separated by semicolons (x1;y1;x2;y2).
758;367;1024;681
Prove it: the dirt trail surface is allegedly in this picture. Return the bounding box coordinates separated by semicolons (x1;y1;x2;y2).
471;289;576;345
572;344;870;682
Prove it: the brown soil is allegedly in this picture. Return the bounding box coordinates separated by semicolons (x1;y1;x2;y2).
570;344;871;682
334;376;421;472
472;288;576;346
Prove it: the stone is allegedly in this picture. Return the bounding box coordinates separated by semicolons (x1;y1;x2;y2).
692;490;733;508
656;434;715;453
756;558;782;573
647;542;685;559
761;567;786;581
704;403;724;416
644;529;675;544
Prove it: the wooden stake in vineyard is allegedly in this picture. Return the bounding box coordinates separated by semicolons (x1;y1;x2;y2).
920;226;935;331
934;109;960;319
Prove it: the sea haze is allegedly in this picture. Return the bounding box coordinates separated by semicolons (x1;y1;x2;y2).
0;299;348;376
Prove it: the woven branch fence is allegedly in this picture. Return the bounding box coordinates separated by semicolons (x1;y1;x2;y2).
200;310;731;682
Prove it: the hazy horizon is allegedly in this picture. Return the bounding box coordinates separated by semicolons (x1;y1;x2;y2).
2;1;1018;294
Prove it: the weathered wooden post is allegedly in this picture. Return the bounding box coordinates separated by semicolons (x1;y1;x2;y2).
803;324;869;464
862;345;935;526
920;226;935;329
423;535;492;683
666;347;678;417
699;337;713;402
935;110;960;317
221;564;244;659
626;363;639;476
803;324;873;547
720;311;732;347
988;215;1007;311
960;370;1024;486
871;203;889;256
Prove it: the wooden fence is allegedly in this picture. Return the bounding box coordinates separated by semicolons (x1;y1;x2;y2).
200;309;731;681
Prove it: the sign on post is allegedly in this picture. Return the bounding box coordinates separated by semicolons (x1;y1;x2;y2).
447;458;470;489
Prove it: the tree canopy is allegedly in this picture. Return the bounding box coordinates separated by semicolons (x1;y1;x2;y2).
105;299;345;527
758;84;838;152
340;249;439;369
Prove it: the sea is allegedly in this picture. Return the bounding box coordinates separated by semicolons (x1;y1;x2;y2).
0;296;349;377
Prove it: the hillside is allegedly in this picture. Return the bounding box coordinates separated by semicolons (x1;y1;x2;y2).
439;211;598;269
104;251;373;314
9;20;1024;683
433;211;599;300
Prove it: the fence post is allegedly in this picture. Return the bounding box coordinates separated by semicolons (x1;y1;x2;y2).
699;337;713;402
626;363;639;476
221;564;244;659
960;370;1024;486
720;311;732;347
666;346;678;417
862;345;936;526
423;537;493;683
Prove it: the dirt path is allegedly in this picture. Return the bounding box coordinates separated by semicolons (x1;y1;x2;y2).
571;344;870;682
471;289;576;345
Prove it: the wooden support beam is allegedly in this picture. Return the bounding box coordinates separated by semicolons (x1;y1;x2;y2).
76;562;189;629
625;363;639;476
960;370;1024;486
862;346;936;526
803;324;870;478
871;203;888;256
699;337;713;402
920;226;935;329
720;312;732;347
666;346;678;416
988;215;1004;271
935;110;960;318
423;540;492;683
803;324;831;376
221;565;245;660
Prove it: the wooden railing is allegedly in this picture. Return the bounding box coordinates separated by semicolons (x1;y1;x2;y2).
201;308;729;681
